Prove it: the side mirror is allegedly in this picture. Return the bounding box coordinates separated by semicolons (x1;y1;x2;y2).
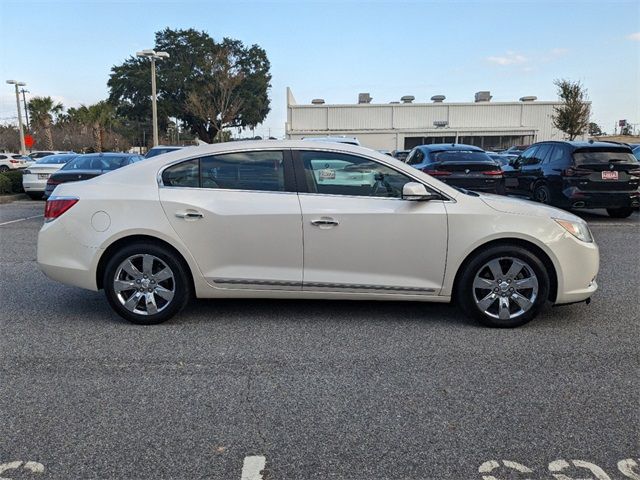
402;182;439;201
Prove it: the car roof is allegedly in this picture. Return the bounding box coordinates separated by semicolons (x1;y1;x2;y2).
534;140;633;151
415;143;484;152
81;152;140;157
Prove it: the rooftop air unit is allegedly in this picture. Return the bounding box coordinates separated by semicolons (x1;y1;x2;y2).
519;96;537;102
311;98;325;105
431;95;446;103
474;91;492;102
358;93;372;104
401;95;415;104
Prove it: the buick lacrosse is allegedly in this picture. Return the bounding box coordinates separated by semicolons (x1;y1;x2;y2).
37;141;598;327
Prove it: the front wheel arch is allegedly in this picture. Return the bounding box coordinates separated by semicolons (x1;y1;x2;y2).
96;235;195;294
452;238;558;304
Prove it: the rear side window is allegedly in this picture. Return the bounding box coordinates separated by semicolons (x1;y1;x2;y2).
407;149;424;165
546;146;565;164
573;148;638;165
161;151;285;192
200;151;284;191
162;159;199;187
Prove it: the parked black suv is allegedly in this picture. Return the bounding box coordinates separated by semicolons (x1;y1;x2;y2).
405;144;505;194
505;141;640;218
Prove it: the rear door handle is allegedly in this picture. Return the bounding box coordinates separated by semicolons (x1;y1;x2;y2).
311;217;339;228
175;210;204;220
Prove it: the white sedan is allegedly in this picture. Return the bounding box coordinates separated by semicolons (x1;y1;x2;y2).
22;153;78;199
37;141;599;327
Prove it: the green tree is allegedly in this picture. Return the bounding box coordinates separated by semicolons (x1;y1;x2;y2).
588;122;602;136
73;102;118;152
108;28;271;143
552;79;591;140
28;96;63;149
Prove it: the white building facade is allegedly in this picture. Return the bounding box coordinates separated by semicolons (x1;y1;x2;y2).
285;88;583;151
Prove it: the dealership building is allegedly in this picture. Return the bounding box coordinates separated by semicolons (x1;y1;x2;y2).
285;88;584;151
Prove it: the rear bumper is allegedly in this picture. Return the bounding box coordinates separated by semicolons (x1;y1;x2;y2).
440;177;502;192
22;178;48;192
562;187;640;209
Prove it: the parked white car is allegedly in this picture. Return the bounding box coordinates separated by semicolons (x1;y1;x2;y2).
22;153;78;199
37;141;599;327
0;153;29;171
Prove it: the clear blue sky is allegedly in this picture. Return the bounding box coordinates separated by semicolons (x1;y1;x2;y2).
1;0;638;137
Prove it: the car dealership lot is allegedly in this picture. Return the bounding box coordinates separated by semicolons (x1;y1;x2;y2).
0;200;638;479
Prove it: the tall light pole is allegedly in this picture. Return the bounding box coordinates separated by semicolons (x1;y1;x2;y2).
6;80;27;155
136;49;170;147
20;88;30;131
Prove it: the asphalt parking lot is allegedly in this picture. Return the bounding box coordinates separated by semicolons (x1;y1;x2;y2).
0;199;638;480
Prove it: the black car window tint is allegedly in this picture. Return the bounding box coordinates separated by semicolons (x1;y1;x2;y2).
162;159;199;187
200;151;285;192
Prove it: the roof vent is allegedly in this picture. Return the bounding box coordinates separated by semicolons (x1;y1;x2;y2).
311;98;325;105
474;91;492;102
519;96;537;102
358;93;372;104
431;95;446;103
389;101;400;104
401;95;415;104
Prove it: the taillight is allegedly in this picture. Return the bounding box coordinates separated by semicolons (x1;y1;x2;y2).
9;159;19;164
482;170;503;176
562;167;591;177
44;197;78;222
46;178;61;186
424;169;451;176
629;168;640;177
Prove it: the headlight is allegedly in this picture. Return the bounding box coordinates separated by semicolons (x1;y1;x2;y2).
553;218;593;243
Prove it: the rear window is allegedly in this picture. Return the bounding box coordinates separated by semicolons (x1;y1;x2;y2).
36;155;76;164
63;155;133;171
573;148;638;165
432;151;493;163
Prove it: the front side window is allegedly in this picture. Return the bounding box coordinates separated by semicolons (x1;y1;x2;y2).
301;151;414;198
407;149;424;165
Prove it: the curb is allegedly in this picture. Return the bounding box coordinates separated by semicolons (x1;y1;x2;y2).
0;194;30;204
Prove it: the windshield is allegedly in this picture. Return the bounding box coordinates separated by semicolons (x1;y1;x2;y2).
146;147;181;158
62;155;134;171
432;151;494;163
35;154;77;165
573;149;638;165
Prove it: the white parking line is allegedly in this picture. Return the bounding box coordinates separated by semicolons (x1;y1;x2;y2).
0;214;43;226
241;456;266;480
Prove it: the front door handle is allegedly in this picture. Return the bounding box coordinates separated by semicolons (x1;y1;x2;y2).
311;217;339;228
175;210;204;220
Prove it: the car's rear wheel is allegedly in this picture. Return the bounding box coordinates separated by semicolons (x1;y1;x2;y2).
457;245;550;328
606;207;634;218
533;184;551;204
103;243;191;324
0;165;9;172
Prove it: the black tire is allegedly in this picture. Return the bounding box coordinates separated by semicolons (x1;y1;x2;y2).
532;184;551;204
0;165;9;172
456;245;550;328
606;207;634;218
103;242;192;325
27;192;43;200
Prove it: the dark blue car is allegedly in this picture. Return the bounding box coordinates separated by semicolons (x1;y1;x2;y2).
404;143;505;194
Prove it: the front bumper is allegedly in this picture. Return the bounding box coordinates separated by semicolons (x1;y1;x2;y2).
552;232;599;304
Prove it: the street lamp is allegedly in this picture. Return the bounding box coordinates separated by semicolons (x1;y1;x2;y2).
6;80;27;155
136;49;170;147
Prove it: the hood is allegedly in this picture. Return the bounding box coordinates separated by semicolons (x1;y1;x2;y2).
479;193;583;223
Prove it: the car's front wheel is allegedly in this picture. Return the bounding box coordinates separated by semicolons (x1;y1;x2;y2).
457;245;550;328
103;243;191;324
606;207;634;218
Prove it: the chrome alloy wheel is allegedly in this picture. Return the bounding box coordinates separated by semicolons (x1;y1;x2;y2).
472;257;539;321
113;254;175;315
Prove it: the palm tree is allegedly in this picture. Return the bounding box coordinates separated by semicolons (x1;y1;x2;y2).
28;97;63;150
69;102;117;152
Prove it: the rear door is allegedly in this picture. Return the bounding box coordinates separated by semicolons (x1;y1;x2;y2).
159;149;304;290
519;144;551;194
294;149;448;295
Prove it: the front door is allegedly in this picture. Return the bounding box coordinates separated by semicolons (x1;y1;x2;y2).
294;150;448;294
159;150;303;290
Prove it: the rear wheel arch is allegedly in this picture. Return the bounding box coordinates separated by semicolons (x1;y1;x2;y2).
96;235;195;294
452;238;558;303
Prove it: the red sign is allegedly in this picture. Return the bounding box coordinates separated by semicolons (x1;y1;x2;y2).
24;134;34;148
